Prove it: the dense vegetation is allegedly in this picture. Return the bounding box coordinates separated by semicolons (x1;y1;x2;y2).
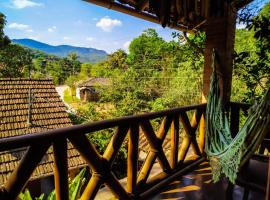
0;2;269;198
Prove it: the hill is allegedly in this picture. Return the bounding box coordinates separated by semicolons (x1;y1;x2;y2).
12;39;107;63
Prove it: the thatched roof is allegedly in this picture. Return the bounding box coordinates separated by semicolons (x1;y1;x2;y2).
84;0;252;32
0;78;86;186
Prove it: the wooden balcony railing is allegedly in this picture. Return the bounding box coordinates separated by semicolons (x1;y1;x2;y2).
0;102;250;200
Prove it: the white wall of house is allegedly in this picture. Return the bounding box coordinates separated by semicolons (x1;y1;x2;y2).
76;88;81;99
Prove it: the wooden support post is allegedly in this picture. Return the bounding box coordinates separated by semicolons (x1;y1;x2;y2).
230;105;240;138
53;139;68;200
4;143;50;199
127;124;139;194
266;157;270;200
202;2;237;104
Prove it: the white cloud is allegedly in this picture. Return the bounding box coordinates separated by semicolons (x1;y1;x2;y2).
63;36;71;41
96;16;122;32
48;26;57;33
8;23;33;32
86;37;94;42
11;0;43;9
26;29;33;33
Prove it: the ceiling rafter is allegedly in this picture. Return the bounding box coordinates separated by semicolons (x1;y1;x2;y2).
83;0;195;33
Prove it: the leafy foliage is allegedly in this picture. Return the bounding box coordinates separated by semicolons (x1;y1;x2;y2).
234;2;270;102
0;44;33;77
19;168;86;200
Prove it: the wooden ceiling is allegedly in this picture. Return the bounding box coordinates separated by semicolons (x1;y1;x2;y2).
84;0;253;33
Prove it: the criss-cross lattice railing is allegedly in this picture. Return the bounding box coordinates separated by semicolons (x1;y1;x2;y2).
0;103;207;200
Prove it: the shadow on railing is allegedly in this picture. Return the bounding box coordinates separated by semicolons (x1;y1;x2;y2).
0;104;209;199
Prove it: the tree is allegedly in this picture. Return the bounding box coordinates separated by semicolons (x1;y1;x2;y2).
0;13;10;48
0;13;33;78
234;2;270;101
68;52;81;76
0;44;33;78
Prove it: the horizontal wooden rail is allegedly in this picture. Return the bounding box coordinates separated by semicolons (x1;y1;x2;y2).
0;103;206;151
0;103;210;199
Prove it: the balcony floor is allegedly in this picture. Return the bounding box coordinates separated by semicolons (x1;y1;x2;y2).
151;162;265;200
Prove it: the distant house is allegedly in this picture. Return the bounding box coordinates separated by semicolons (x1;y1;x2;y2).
77;77;111;102
0;78;86;193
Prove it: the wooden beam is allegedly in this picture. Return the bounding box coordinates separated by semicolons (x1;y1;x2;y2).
137;0;148;11
83;0;194;33
202;2;237;104
235;0;254;10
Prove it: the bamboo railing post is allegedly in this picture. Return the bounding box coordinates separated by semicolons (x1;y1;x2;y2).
127;123;139;194
180;111;202;156
170;115;179;169
199;111;206;153
4;143;50;199
140;120;171;173
178;117;191;163
103;125;129;165
53;138;68;200
81;173;102;200
137;116;172;187
69;134;131;200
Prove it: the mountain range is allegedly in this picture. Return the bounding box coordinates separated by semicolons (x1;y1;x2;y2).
12;39;107;63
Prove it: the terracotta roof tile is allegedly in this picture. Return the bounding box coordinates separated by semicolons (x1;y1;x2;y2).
0;78;86;186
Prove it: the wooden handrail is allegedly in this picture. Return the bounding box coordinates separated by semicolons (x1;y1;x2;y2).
0;103;209;199
0;103;206;151
1;101;260;199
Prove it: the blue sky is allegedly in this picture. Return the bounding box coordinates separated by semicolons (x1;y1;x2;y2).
0;0;176;53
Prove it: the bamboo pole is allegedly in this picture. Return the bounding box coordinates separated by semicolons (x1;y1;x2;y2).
170;115;179;169
5;143;50;199
199;112;206;153
127;124;139;194
140;120;172;173
69;134;130;199
137;116;172;187
53;139;68;200
103;125;129;164
81;174;102;200
180;112;201;156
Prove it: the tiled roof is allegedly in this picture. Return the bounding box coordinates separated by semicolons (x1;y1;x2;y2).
0;78;86;186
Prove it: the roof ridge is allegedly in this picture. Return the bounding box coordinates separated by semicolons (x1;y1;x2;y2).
0;78;53;81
